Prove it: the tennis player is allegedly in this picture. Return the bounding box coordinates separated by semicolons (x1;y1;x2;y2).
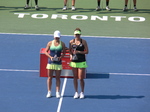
45;30;66;98
96;0;111;11
69;28;89;99
24;0;40;10
123;0;138;11
62;0;76;11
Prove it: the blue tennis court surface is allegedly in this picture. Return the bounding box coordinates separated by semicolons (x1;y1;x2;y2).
0;33;150;112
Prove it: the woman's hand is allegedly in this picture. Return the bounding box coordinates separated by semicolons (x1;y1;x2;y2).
49;56;53;61
70;55;73;60
58;56;62;61
72;50;80;54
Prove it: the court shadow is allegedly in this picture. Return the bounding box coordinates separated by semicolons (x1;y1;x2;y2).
1;6;150;14
85;95;145;99
10;7;63;12
86;73;109;79
0;6;24;10
96;8;150;14
57;8;95;13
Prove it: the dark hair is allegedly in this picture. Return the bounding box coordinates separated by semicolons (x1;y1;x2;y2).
74;28;81;32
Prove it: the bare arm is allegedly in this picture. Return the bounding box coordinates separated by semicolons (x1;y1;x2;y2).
44;41;52;59
60;42;66;59
69;40;74;55
69;40;74;60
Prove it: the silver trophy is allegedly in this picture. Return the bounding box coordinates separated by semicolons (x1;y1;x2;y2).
52;51;59;61
72;43;78;60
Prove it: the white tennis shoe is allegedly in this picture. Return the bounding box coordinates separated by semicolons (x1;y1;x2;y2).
96;6;100;11
123;6;128;11
133;7;138;11
62;6;67;10
35;5;40;10
106;6;111;11
71;6;76;11
73;92;79;99
46;91;52;98
80;92;85;99
56;92;61;98
24;4;30;9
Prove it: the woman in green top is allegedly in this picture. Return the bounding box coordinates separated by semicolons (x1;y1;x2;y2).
69;28;89;99
45;30;66;98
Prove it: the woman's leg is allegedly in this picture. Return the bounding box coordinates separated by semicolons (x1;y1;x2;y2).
78;68;85;93
55;70;61;92
46;69;53;98
47;69;53;92
72;68;78;92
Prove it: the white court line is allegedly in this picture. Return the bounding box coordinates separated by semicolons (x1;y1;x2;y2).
0;69;39;72
57;78;67;112
110;73;150;76
0;69;150;76
1;32;150;40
